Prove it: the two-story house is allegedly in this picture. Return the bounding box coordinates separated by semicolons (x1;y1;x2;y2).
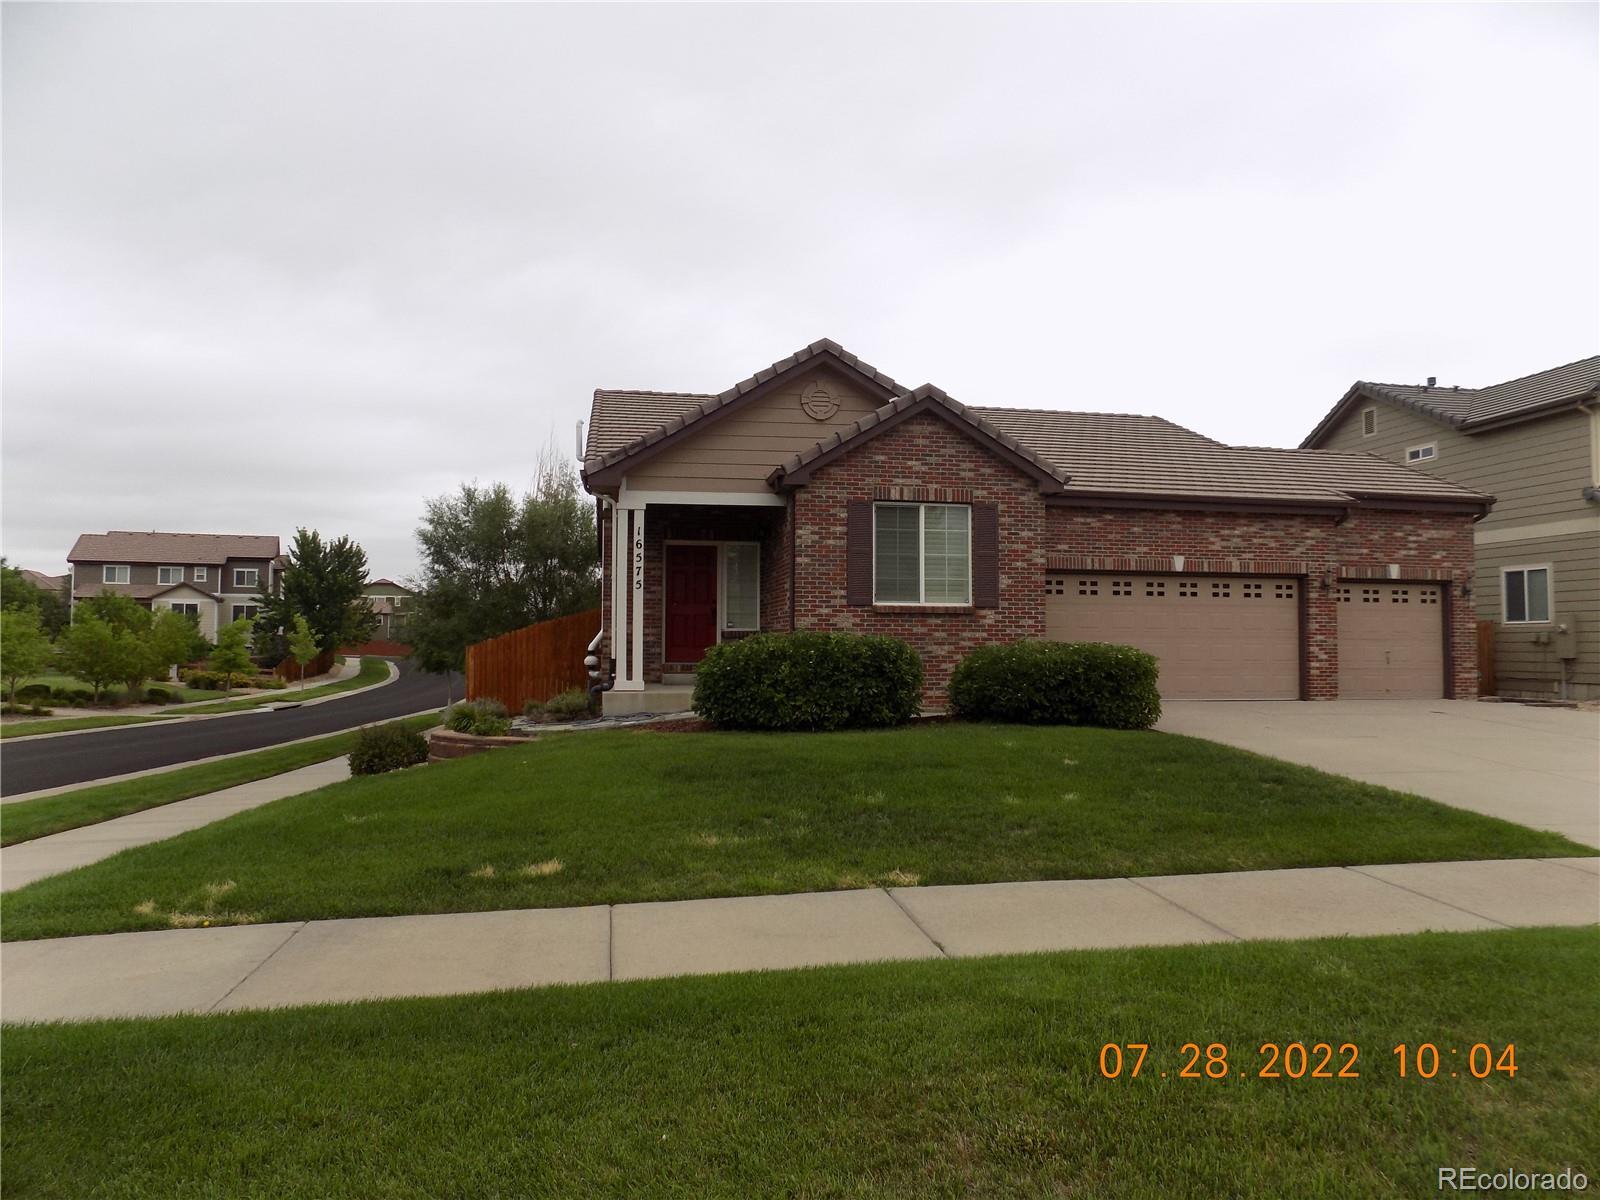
361;578;414;642
67;531;283;641
1302;356;1599;700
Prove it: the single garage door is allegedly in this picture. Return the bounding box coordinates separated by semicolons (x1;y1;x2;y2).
1044;574;1301;699
1336;582;1444;699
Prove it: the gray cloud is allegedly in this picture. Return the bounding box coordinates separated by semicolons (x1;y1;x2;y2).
5;2;1594;579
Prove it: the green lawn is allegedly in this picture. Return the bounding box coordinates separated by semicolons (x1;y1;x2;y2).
0;714;442;846
4;927;1595;1199
0;713;176;739
12;673;221;704
0;657;392;739
173;655;390;714
3;723;1587;942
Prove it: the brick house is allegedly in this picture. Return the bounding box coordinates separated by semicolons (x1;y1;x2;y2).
581;340;1491;715
68;531;282;641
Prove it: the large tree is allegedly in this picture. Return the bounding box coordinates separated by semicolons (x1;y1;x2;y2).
1;559;70;638
1;608;53;706
408;452;597;675
254;529;379;655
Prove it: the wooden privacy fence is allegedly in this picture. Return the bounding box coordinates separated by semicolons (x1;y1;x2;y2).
1476;619;1497;697
275;647;336;681
467;608;600;713
338;639;413;657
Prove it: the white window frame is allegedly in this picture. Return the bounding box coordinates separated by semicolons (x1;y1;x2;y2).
169;602;200;618
194;566;207;582
1405;443;1437;463
157;565;185;585
232;567;259;589
717;542;761;633
1361;407;1377;437
102;565;130;584
872;502;973;606
1500;564;1552;625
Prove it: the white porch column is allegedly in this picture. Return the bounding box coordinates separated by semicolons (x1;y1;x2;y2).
629;505;646;687
610;502;629;688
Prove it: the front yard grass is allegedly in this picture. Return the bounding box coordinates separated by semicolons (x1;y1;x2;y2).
2;723;1588;941
4;926;1595;1198
0;714;442;846
0;713;176;739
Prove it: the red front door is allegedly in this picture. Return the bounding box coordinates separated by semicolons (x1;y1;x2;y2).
664;545;718;664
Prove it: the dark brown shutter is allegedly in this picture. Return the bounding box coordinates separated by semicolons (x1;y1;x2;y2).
972;502;999;608
846;499;873;606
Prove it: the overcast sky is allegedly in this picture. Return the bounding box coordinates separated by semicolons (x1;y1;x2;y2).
4;3;1595;581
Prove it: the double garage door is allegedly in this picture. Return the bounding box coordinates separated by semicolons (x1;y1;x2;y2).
1044;574;1443;700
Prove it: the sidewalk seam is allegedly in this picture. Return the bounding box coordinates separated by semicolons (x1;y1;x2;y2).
881;888;948;957
205;923;309;1012
607;906;615;981
1540;858;1600;878
1340;865;1513;928
1125;877;1243;941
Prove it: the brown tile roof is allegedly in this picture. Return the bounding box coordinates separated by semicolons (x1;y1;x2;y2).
73;581;223;602
67;531;280;566
583;338;911;474
585;342;1492;511
19;570;68;591
1303;354;1600;446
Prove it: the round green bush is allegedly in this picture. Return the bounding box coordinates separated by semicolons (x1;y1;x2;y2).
446;699;511;737
348;722;430;775
692;632;923;731
144;686;173;705
15;683;52;703
948;640;1161;729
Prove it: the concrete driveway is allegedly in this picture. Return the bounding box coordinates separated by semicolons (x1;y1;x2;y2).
1156;700;1600;848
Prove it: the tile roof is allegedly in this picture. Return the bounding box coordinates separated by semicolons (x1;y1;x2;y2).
67;531;281;566
583;338;910;474
19;570;68;591
584;341;1492;511
73;581;223;601
1303;354;1600;447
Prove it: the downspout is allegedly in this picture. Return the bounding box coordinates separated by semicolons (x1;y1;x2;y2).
590;497;617;701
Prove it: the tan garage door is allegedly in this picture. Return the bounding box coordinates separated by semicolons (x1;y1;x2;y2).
1336;582;1444;699
1044;574;1301;699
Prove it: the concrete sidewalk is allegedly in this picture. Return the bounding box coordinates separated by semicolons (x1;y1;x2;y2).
4;856;1594;1023
0;759;351;892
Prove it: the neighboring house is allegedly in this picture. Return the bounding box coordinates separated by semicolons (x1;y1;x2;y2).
67;531;283;641
580;339;1490;716
362;578;414;642
19;569;69;593
1302;356;1599;701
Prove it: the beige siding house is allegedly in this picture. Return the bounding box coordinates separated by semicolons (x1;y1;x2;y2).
1303;356;1600;699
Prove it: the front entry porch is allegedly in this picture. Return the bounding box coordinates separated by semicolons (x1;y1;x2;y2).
600;491;789;717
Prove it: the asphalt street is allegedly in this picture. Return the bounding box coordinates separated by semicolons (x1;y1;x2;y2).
1;659;463;796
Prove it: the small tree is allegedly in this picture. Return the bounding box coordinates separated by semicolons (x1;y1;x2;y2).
287;614;320;690
210;618;255;695
58;614;139;703
1;608;53;706
148;609;201;685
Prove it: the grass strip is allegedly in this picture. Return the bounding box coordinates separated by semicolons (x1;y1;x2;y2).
1;714;441;846
2;723;1587;941
3;926;1595;1198
0;714;176;740
173;655;392;714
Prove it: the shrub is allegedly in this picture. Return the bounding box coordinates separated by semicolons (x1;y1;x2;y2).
16;683;52;703
253;675;288;690
522;699;546;718
50;686;95;706
348;722;429;775
693;632;922;732
144;686;173;705
948;640;1161;730
2;703;51;716
544;688;594;719
181;670;223;690
446;699;512;737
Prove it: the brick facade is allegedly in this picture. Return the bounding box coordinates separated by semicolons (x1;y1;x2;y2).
600;414;1480;705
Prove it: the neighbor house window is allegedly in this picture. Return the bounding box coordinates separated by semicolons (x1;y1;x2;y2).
721;543;760;631
194;567;207;582
1406;443;1437;463
1361;408;1376;437
169;602;200;619
873;503;971;605
231;604;260;623
102;565;130;584
1502;567;1551;625
158;565;184;585
233;568;259;588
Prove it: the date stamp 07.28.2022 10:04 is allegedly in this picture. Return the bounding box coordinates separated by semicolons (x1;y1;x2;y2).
1096;1041;1520;1081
